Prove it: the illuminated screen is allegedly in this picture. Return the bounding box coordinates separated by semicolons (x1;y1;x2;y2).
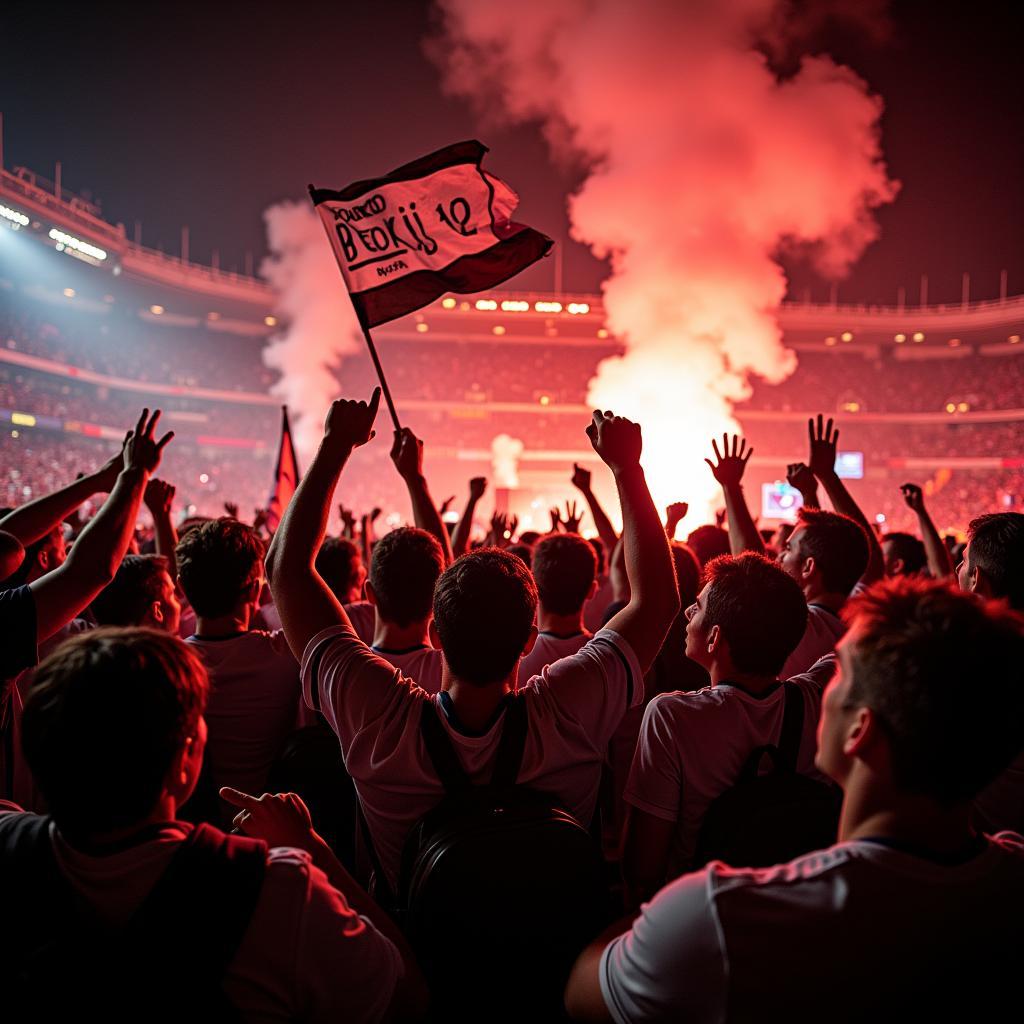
761;482;804;521
836;451;864;479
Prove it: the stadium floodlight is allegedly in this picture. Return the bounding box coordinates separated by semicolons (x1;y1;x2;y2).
441;297;457;309
11;412;37;427
500;300;530;312
475;299;498;311
535;301;563;313
0;204;30;227
567;302;590;315
48;228;107;261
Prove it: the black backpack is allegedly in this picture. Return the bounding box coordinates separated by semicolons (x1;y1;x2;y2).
397;696;608;1020
0;813;266;1022
694;682;842;868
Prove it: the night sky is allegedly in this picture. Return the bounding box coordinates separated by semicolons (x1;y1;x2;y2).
2;1;1020;304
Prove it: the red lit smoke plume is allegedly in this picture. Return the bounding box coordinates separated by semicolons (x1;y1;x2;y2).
430;0;898;521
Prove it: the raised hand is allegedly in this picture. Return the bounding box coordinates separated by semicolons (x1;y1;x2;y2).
808;414;839;479
469;476;487;501
490;512;517;547
123;408;174;476
900;482;926;513
705;433;752;489
786;462;817;496
562;500;585;534
665;502;689;530
96;445;128;492
145;479;177;517
253;507;269;533
550;506;565;533
587;409;642;475
223;500;240;520
390;426;425;481
324;387;380;452
571;462;592;493
338;504;356;537
220;787;315;849
439;495;456;516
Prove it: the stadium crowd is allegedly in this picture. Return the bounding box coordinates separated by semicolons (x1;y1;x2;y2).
2;387;1023;1020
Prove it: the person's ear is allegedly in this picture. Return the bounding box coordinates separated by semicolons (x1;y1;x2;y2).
707;623;721;655
365;580;378;607
521;624;539;657
801;555;816;581
891;558;905;576
970;565;991;597
843;706;879;759
586;578;599;601
36;548;50;572
150;600;165;625
428;618;441;649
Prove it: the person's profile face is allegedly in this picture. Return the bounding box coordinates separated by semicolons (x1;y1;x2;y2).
956;542;973;592
815;637;857;784
157;570;181;634
777;525;806;582
684;583;713;668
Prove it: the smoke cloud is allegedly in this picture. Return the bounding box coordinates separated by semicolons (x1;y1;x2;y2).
430;0;898;520
491;433;526;488
261;202;361;459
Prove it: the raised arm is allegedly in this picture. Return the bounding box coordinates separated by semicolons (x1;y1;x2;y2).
30;410;173;643
808;415;884;584
451;476;487;558
705;433;765;556
390;426;453;565
144;478;179;580
267;390;380;660
571;462;619;555
0;448;123;548
664;502;688;541
900;483;955;579
595;411;681;674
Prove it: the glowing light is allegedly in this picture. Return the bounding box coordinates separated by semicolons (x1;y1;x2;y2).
150;305;165;315
208;311;221;321
475;299;498;311
48;228;107;261
875;513;886;524
597;328;609;338
957;402;969;413
894;333;906;344
912;331;925;342
264;315;277;327
416;323;429;333
0;204;29;226
567;302;590;315
538;394;551;406
10;430;18;438
1009;335;1021;345
948;337;961;347
492;325;506;335
199;473;210;484
840;331;853;342
501;300;530;312
824;336;837;346
63;288;76;298
441;297;457;309
534;301;563;313
841;401;860;413
945;403;957;414
11;412;36;427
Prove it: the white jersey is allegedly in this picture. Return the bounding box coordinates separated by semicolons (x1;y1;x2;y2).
780;603;845;679
625;655;837;875
601;833;1024;1023
302;625;643;889
369;644;444;695
518;630;592;686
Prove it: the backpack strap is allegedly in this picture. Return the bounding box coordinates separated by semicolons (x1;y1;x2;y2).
777;682;805;772
490;696;528;788
421;702;473;795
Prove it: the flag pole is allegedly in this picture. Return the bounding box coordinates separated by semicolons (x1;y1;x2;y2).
308;184;401;431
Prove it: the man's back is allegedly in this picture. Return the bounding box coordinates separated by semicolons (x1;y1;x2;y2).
781;603;845;678
625;657;835;875
601;833;1024;1022
186;630;305;799
303;624;642;888
519;630;593;684
0;806;400;1022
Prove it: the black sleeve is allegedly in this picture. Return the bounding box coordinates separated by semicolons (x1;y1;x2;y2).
0;586;38;682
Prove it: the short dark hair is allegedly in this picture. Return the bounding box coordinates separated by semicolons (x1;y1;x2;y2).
685;525;731;568
315;537;364;602
370;527;445;627
882;532;927;576
795;507;869;594
1;526;61;589
91;555;170;626
843;578;1024;802
588;537;607;576
22;628;208;838
967;513;1024;610
433;548;537;686
518;531;542;547
703;553;808;675
507;543;533;568
670;541;702;608
176;518;265;618
532;534;597;615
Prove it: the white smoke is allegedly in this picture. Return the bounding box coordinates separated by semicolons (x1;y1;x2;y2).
429;0;898;521
261;202;362;460
491;433;525;487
